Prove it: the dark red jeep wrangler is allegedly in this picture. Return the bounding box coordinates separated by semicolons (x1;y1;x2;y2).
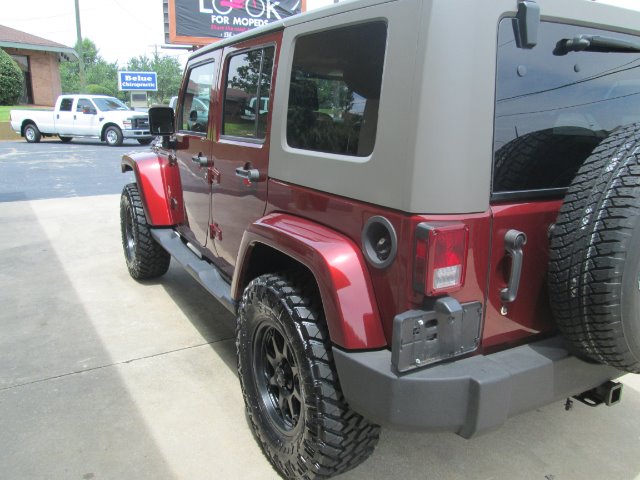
120;0;640;477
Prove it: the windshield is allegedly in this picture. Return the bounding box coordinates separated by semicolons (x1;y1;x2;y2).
93;97;130;111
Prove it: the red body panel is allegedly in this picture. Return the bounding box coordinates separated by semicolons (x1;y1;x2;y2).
208;32;282;277
264;180;492;348
234;213;387;349
484;200;562;349
121;152;185;226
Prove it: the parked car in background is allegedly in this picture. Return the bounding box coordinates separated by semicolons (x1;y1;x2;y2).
10;95;154;146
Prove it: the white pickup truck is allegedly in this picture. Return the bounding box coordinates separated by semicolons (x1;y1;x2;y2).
10;95;154;146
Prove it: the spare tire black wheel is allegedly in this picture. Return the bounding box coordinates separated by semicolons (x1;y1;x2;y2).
549;122;640;373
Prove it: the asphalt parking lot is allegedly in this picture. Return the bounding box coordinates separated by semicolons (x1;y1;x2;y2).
1;139;640;480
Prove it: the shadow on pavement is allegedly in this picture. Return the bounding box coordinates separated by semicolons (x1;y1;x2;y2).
0;200;177;479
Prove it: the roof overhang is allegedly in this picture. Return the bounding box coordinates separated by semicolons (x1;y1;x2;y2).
0;41;79;61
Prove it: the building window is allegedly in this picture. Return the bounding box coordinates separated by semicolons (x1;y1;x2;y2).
10;54;33;104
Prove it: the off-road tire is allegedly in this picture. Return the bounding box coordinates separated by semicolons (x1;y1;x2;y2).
549;123;640;373
237;273;380;479
137;138;153;145
59;136;72;143
24;123;41;143
105;126;124;146
120;183;170;279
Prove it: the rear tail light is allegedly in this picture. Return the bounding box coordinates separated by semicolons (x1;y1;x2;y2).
414;223;469;296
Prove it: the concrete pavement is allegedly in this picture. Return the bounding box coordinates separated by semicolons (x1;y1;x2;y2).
1;194;640;479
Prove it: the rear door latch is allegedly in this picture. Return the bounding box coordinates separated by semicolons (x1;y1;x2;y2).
500;229;527;303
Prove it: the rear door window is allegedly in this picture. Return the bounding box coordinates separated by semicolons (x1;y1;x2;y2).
286;21;387;157
493;20;640;199
222;46;275;140
59;98;73;111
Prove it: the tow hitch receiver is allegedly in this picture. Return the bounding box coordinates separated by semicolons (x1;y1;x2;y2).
574;381;623;407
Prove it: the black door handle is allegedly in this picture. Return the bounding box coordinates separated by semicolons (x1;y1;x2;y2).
500;229;527;303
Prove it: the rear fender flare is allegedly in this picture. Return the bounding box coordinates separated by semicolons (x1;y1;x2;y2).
121;152;184;226
233;213;387;350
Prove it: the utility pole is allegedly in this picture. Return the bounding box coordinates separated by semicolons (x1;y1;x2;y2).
74;0;85;89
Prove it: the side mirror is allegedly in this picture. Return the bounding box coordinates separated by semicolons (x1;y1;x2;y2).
149;106;175;135
148;105;178;150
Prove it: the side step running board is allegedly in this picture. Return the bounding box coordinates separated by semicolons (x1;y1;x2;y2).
151;228;236;313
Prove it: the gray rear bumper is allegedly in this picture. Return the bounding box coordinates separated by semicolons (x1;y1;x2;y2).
333;336;621;438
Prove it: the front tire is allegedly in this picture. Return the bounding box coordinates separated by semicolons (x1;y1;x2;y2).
24;123;41;143
120;183;170;279
237;273;380;479
59;136;72;143
105;126;124;146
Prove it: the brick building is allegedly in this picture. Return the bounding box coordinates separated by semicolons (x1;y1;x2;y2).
0;25;77;106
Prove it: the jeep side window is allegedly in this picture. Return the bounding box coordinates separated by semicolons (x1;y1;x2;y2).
286;22;387;157
59;98;73;112
179;62;215;134
493;20;640;199
222;46;275;140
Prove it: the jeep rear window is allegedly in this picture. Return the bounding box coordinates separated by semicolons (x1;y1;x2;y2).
493;20;640;199
286;22;387;157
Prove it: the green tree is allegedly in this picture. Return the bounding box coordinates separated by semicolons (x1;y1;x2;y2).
0;48;24;105
126;53;182;104
60;38;120;98
60;39;183;104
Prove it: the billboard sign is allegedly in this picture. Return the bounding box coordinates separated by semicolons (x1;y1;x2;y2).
166;0;304;45
118;71;158;91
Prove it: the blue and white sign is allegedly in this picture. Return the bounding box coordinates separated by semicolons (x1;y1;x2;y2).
118;71;158;91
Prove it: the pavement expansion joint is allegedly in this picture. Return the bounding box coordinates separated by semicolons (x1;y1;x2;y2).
1;338;232;392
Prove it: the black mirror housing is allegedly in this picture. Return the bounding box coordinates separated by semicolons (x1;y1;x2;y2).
148;106;176;135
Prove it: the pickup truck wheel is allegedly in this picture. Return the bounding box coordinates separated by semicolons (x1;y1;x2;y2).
549;122;640;373
105;126;124;146
24;123;41;143
237;273;380;479
120;183;170;279
59;136;72;143
137;138;153;145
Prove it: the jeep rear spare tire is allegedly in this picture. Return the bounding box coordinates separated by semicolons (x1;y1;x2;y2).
549;122;640;373
236;273;380;479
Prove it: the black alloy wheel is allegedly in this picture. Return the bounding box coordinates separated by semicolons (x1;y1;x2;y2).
253;321;303;436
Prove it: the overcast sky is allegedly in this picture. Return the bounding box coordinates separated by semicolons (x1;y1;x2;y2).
0;0;637;67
